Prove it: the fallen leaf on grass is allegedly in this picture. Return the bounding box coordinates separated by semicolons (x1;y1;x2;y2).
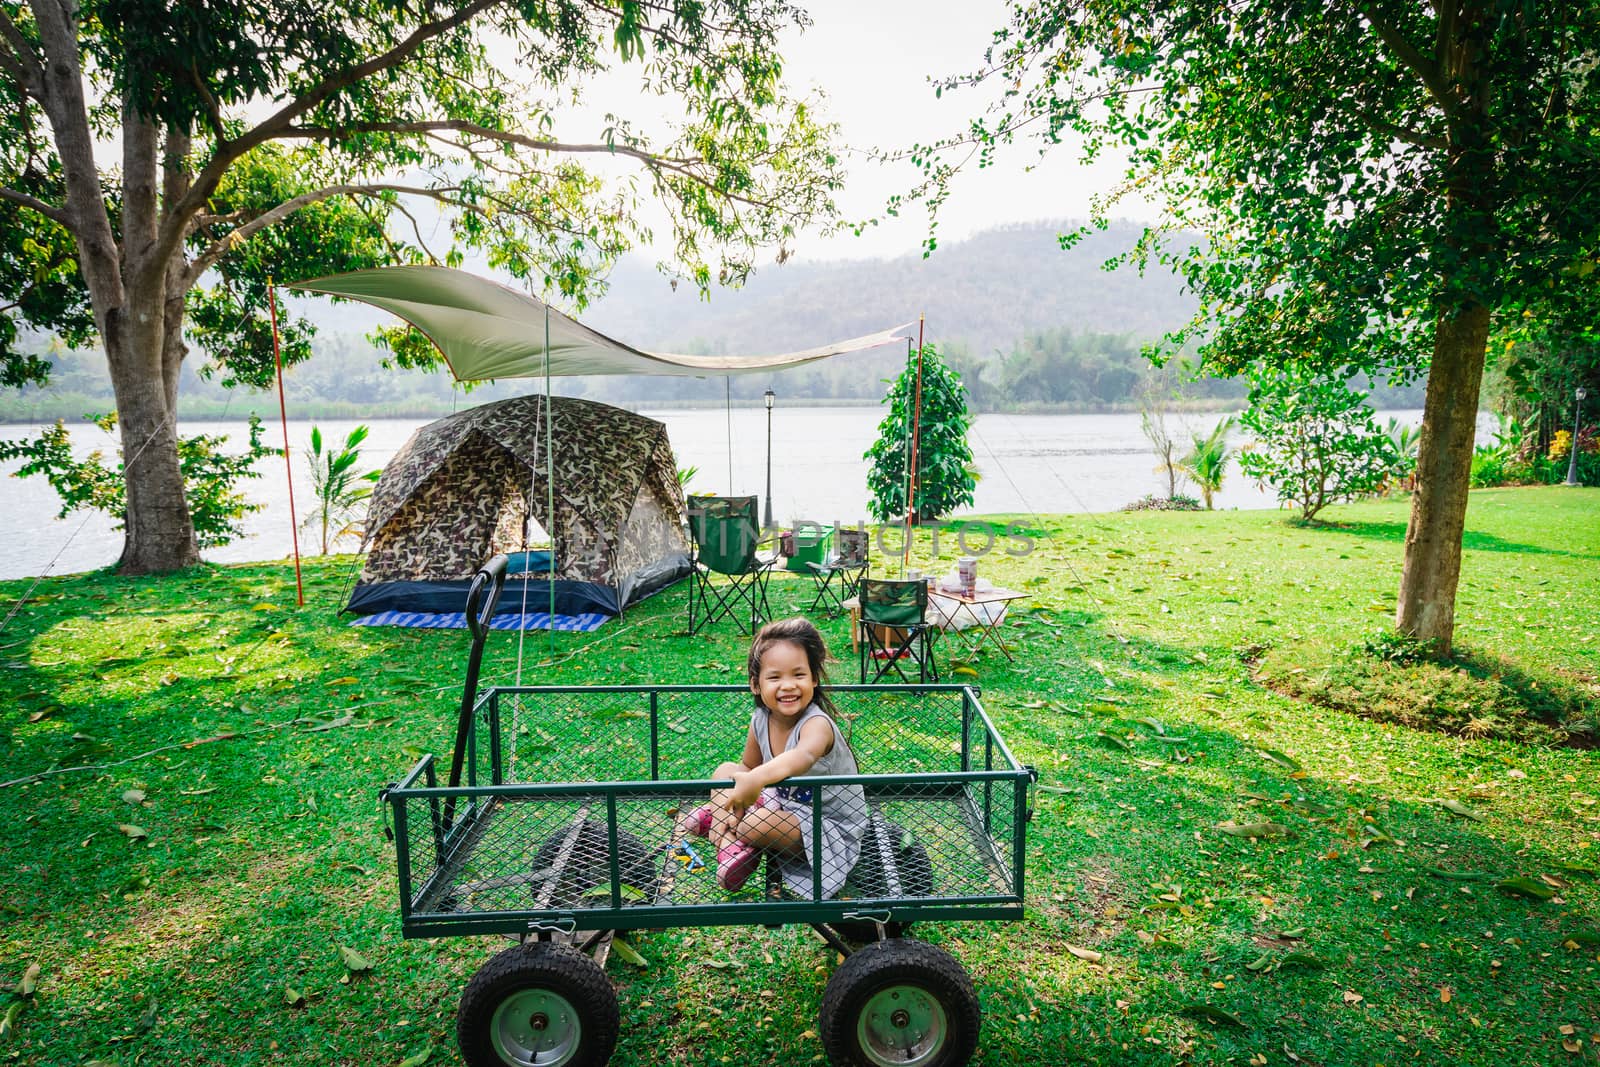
20;963;39;997
284;986;307;1009
1065;945;1102;963
339;945;373;973
117;824;148;841
396;1043;434;1067
1279;952;1325;971
611;938;648;968
1341;990;1364;1005
1495;877;1555;902
1256;748;1302;772
121;789;146;805
1424;867;1491;882
1180;1003;1247;1028
1437;799;1485;821
1095;731;1130;752
0;1001;21;1040
1217;821;1292;839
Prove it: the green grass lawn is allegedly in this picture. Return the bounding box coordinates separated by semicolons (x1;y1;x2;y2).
2;486;1597;1066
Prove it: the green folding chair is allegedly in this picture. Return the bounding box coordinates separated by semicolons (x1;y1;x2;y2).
686;494;775;635
807;525;870;618
858;577;938;683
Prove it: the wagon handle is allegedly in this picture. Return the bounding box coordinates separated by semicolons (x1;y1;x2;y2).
465;553;510;644
445;555;510;820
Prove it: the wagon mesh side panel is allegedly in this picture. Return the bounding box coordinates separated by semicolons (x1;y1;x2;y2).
499;690;656;785
833;689;963;776
652;690;760;781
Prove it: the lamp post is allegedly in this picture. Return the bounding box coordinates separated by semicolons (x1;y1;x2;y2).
763;388;776;529
1565;386;1588;487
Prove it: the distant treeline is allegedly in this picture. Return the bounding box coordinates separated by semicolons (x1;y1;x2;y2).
1;325;1428;425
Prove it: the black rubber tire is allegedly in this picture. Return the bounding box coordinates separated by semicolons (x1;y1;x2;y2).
458;942;619;1067
819;939;980;1067
530;819;656;905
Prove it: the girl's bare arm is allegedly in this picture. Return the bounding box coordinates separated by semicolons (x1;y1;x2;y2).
727;718;834;807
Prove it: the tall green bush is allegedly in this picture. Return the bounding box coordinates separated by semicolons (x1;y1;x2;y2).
1238;371;1398;522
0;414;276;552
302;426;380;555
864;343;977;522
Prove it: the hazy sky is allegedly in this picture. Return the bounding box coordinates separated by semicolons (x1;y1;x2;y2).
567;0;1156;266
771;0;1154;262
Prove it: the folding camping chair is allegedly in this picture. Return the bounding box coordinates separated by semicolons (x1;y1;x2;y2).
687;495;776;635
858;578;939;683
807;525;870;618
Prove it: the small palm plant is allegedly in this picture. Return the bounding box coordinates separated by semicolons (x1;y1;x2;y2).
302;425;381;555
1179;416;1235;509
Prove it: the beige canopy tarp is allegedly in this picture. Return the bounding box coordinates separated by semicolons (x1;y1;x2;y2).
291;265;913;381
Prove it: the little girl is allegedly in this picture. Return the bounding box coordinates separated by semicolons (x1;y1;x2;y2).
683;617;868;895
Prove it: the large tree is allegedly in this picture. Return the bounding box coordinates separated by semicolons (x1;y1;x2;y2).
910;2;1600;653
0;0;842;573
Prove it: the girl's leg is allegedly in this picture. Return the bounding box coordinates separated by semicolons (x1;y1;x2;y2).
735;807;803;857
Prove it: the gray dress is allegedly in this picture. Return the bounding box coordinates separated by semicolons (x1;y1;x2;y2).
751;702;869;898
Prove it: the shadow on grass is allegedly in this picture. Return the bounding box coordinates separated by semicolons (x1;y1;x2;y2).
1309;518;1599;559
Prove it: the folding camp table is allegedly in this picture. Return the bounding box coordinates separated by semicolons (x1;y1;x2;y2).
928;586;1031;662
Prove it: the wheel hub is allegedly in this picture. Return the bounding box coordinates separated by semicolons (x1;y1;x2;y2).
490;988;581;1066
858;984;948;1067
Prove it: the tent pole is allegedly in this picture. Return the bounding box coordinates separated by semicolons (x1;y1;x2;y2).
902;316;925;576
546;304;555;658
268;278;304;607
725;376;734;493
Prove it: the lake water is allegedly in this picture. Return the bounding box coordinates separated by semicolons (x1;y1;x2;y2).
0;406;1468;580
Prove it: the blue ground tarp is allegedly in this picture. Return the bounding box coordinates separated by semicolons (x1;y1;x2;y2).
350;610;609;632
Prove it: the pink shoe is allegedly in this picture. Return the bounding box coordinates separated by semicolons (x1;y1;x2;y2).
717;841;761;891
681;804;714;838
683;792;768;839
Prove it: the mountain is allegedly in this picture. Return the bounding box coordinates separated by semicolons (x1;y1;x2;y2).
578;219;1196;357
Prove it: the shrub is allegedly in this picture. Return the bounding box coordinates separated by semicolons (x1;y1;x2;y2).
1238;370;1399;521
1120;493;1203;511
864;342;977;522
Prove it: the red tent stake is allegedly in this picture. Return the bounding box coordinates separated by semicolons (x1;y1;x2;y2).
268;279;305;607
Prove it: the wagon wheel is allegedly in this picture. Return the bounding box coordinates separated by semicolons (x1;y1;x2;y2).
458;942;619;1067
818;939;980;1067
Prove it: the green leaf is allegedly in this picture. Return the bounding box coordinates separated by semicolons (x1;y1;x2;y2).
284;986;307;1009
1179;1003;1247;1028
396;1043;433;1067
1095;731;1130;751
1495;877;1554;901
1279;952;1327;971
339;945;374;972
1437;799;1484;821
1216;821;1291;839
117;823;148;841
611;938;649;968
0;1001;21;1041
1424;867;1491;882
1256;748;1302;772
1244;953;1274;972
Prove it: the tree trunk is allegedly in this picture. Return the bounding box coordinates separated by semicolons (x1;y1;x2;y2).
105;296;199;574
1395;301;1490;653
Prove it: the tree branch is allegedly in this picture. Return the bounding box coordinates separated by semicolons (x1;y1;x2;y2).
0;182;68;224
182;182;458;285
157;0;507;274
0;9;42;95
1357;2;1458;119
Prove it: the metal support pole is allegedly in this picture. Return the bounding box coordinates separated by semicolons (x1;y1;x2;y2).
1565;387;1587;486
764;388;775;529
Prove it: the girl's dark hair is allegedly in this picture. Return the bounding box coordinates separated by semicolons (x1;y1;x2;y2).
747;616;838;716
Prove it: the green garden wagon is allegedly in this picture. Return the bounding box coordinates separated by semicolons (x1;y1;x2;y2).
382;556;1033;1067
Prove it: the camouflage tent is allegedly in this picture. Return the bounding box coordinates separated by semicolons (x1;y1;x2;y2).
345;395;690;618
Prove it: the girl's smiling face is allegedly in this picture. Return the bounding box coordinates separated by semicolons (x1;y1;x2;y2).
752;639;815;719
